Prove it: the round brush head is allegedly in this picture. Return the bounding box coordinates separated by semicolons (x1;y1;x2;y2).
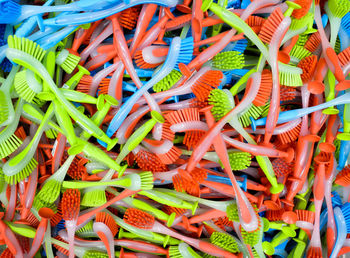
123;208;155;230
95;212;119;236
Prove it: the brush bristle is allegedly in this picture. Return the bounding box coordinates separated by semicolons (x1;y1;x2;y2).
295;209;315;223
172;174;200;197
14;70;42;103
168;245;183;258
292;0;312;18
33;196;58;213
227;203;240;222
0;134;22;159
61;189;80;221
76;220;95;238
240;217;261;246
335;165;350;186
338;46;350;67
156;146;182;165
175;37;194;70
290;46;312;63
279;64;303;87
265;209;284;221
153;70;182;92
212;51;245;70
304;32;321;52
56;49;81;74
259;8;285;44
191;70;223;101
162;205;186;216
7;36;46;62
135;149;168;172
83;251;109;258
4;158;38;185
277;121;301;144
272;158;294;177
183;130;205;150
76;75;93;94
139;171;154;190
96;212;119;236
210;232;239;253
36;179;62;204
239;104;264;127
228;151;252;170
97;78;111;95
328;0;350;18
306;247;322;258
253;69;272;107
298;55;318;83
81;188;106;207
134;50;162;69
123;208;155;229
208;89;232;121
0;1;21;24
120;6;141;30
165;108;201;125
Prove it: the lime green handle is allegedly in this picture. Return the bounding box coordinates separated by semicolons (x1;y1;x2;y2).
5;222;36;239
62;176;132;189
53;100;77;145
60;88;97;104
65;65;90;90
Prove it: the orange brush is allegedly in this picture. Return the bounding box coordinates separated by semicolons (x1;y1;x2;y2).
304;32;321;52
120;6;141;30
142;138;182;165
134;147;168;172
338;46;350;67
298;55;318;83
253;69;273;107
272;158;294;178
292;0;312;19
258;8;285;44
280;86;298;101
276;120;301;145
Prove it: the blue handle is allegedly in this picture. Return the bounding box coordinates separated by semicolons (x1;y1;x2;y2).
337;140;350;170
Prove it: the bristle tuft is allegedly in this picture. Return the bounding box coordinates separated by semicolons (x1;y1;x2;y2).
123;208;155;229
61;189;80;220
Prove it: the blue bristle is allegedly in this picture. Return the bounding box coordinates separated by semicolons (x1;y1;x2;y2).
0;1;21;24
0;25;6;39
340;202;350;233
0;57;12;72
174;37;194;71
241;0;250;8
53;219;66;236
232;39;248;53
341;12;350;36
227;0;241;9
332;191;343;207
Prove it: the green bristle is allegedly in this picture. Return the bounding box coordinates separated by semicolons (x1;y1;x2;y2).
261;101;270;117
226;203;240;222
0;93;8;124
45;128;58;139
76;220;96;238
81;188;106;207
290;46;312;63
210;232;239;253
290;13;314;31
140;171;154;190
56;49;81;74
4;158;38;185
334;138;341;160
212;51;245;70
240;226;260;246
33;196;58;213
36;179;62;204
208;89;232;121
238;104;263;127
335;38;341;54
168;246;183;258
328;0;350;18
0;134;22;159
153;70;182;92
14;70;42;103
251;247;260;258
228;151;252;170
83;250;109;258
0;169;5;194
7;36;47;62
296;34;309;47
279;63;303;87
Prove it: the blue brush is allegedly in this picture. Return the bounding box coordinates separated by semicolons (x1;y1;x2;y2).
341;12;350;36
251;92;350;130
104;37;193;139
227;0;241;9
332;191;343;208
206;174;247;191
331;205;349;258
337;140;350;171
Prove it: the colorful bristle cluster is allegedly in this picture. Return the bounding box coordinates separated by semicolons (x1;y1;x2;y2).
0;0;349;257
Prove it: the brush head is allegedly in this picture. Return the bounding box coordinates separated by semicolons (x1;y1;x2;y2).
36;179;62;204
153;70;182;92
156;145;182;165
139;171;154;190
292;0;312;18
338;46;350;67
240;218;261;246
172;174;200;197
123;208;155;229
239;104;264;127
306;247;322;258
175;37;194;71
83;250;109;258
165;108;201;125
290;46;312;63
81;188;106;207
212;51;245;70
328;0;350;18
95;212;119;236
56;49;81;74
120;6;141;30
0;1;20;24
208;89;232;121
272;158;294;177
304;32;321;52
76;220;95;238
135;149;168;172
335;165;350;187
7;36;47;63
191;70;223;102
210;232;239;253
253;69;273;107
183;130;205;150
61;189;80;221
168;245;183;258
4;158;38;185
295;209;315;223
279;63;303;87
0;134;22;159
259;8;285;44
227;151;252;170
298;55;318;83
227;203;240;222
76;75;93;94
14;70;43;103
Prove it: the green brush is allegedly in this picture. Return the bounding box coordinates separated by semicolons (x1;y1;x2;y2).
238;104;264;127
56;49;81;74
169;243;203;258
279;63;303;87
0;66;20;126
0;98;25;159
227;151;252;170
76;220;96;238
289;46;312;64
153;70;182;92
3;104;54;185
14;69;43;103
227;203;240;222
62;171;154;191
212;51;245;70
210;232;240;253
32;197;58;213
208;89;232;121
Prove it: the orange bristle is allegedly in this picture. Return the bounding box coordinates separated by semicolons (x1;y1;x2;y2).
165;108;201;125
213;216;234;230
189;98;208;109
53;236;69;256
61;189;80;221
183;131;205;150
120;6;141;30
160;121;175;141
134;50;163;69
51;202;63;227
246;15;266;28
190;167;208;183
292;0;312;18
17;235;30;253
0;249;14;258
123;208;155;229
338;46;350;67
191;70;223;102
276;121;301;144
105;191;119;216
14;126;27;141
259;8;285;44
156;145;182;164
172;174;200;197
265;208;285;221
272;158;294;177
304;32;321;52
135;149;168;172
307;247;322;258
280;86;298;101
95;212;119;236
295;209;315;224
76;75;93;94
253;69;272;106
298;55;318;83
61;153;87;180
25;212;40;228
97;78;112;95
335;165;350;187
162;205;187;216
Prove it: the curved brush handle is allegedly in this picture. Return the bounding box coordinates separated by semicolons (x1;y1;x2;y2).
331;207;347;258
93;222;115;258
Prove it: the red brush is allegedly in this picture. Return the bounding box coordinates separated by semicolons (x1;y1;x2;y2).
304;32;321;52
259;8;285;44
134;147;168;172
94;212;119;257
280;86;298;101
298;55;318;83
120;6;141;30
276;121;301;145
253;69;273;107
292;0;312;19
61;189;80;258
335;165;350;186
184;131;206;150
272;158;295;178
97;78;112;95
123;208;237;257
76;74;93;94
338;46;350;67
265;209;285;221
